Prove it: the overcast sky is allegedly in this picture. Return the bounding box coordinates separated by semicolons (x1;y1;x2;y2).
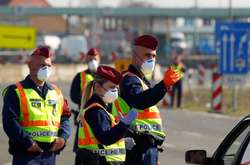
47;0;250;8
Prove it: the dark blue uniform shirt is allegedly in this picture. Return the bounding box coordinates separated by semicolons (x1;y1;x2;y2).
70;69;95;108
120;65;167;110
75;94;128;150
2;76;71;154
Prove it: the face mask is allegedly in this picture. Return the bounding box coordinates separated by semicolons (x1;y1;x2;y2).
102;88;118;103
141;58;155;75
88;60;99;72
37;66;51;81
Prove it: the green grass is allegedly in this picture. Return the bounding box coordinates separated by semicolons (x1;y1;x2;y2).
182;87;250;117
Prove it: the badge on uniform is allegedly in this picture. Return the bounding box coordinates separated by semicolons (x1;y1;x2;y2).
48;99;57;116
30;99;42;108
48;99;57;106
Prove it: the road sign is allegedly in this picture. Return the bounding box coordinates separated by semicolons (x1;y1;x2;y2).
0;24;36;49
215;22;250;75
223;75;246;86
114;58;131;72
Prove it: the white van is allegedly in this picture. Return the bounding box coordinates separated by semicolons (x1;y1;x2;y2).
170;32;187;50
60;35;88;62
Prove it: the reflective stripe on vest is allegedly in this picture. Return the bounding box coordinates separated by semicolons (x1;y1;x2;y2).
15;82;63;142
80;71;94;96
113;99;160;121
113;71;165;137
78;103;104;146
28;131;58;137
92;148;126;156
78;103;126;162
131;123;162;132
80;71;86;94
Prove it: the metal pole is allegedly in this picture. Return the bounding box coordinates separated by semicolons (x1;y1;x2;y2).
229;0;237;111
193;0;198;54
229;0;233;20
66;0;71;34
232;84;237;111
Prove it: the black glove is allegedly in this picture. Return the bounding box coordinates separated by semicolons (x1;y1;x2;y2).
136;131;165;146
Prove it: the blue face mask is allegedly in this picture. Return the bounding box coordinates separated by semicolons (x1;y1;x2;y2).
141;58;155;75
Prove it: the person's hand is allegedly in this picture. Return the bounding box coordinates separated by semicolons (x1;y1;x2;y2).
27;142;43;153
50;137;65;152
119;108;137;125
163;66;183;87
124;137;136;150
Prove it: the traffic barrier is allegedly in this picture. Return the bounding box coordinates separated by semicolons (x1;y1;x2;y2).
211;65;222;113
198;64;205;86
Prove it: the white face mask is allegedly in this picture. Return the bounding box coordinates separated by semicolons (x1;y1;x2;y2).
141;58;155;75
102;88;118;103
37;66;51;81
88;60;99;72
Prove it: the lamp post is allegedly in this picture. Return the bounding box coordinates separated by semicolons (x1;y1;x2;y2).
229;0;233;20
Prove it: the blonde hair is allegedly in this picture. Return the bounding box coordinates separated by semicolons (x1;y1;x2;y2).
80;74;107;109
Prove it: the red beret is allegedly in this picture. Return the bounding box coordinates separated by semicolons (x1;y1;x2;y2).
134;35;159;50
97;65;122;85
31;45;52;58
87;48;101;56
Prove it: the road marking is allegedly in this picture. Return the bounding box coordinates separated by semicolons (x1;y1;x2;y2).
163;142;177;149
181;131;202;137
180;109;240;120
3;162;11;165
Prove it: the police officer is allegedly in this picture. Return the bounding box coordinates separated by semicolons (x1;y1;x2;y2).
75;65;137;165
115;35;183;165
2;46;71;165
70;47;101;120
70;48;101;164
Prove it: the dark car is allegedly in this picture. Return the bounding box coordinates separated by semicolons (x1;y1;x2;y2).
185;114;250;165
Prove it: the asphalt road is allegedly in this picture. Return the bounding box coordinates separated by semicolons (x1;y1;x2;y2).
0;82;240;165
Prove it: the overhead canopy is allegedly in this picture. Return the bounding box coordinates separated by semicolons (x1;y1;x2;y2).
0;6;249;18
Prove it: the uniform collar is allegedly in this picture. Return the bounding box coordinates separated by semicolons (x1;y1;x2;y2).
127;64;152;88
24;75;52;90
22;75;52;100
127;64;145;79
85;94;110;111
85;69;91;74
84;69;96;77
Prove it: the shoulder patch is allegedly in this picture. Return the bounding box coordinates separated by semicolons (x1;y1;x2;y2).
2;84;16;97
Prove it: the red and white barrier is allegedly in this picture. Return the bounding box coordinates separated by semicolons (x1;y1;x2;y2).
198;64;205;86
211;73;223;113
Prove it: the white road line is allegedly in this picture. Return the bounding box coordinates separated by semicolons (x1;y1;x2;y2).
180;109;240;120
181;131;202;137
163;142;177;149
169;130;203;138
2;162;12;165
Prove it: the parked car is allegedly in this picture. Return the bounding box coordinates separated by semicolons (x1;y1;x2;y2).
186;114;250;165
